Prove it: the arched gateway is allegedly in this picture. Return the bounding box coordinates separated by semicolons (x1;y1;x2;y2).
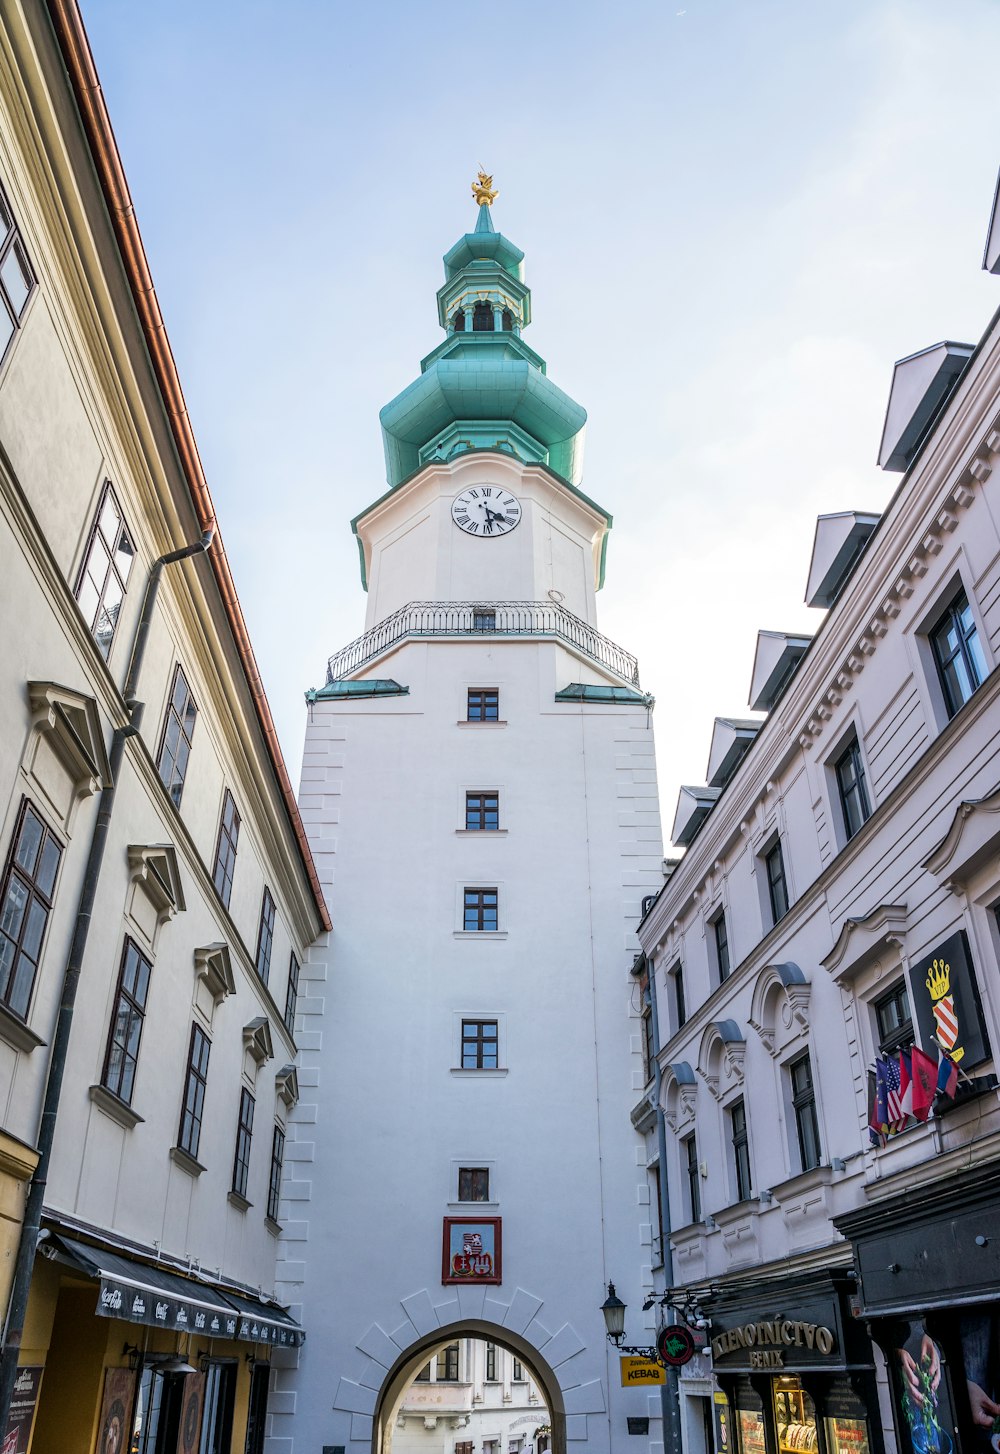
279;182;663;1454
306;1280;611;1454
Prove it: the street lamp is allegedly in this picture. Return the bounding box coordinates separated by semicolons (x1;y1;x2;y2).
600;1283;706;1363
600;1283;627;1347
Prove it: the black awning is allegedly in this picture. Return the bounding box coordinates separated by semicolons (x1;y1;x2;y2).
49;1235;304;1347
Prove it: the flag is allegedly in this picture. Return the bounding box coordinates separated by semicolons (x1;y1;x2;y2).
884;1055;906;1132
898;1049;913;1119
936;1048;959;1100
866;1075;883;1139
910;1045;937;1121
874;1058;889;1132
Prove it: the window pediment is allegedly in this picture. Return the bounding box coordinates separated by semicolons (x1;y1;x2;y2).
923;785;1000;891
661;1061;698;1131
822;903;907;982
275;1063;299;1108
697;1021;746;1102
194;942;235;1004
27;682;111;796
243;1017;274;1067
748;962;811;1057
127;844;185;925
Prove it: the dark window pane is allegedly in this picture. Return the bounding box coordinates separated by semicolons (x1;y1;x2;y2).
14;811;42;876
0;803;62;1020
931;589;988;717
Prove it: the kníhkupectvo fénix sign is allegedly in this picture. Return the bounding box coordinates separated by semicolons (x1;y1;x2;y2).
711;1319;836;1369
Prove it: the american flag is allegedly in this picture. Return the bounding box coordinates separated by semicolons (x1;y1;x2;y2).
884;1055;906;1132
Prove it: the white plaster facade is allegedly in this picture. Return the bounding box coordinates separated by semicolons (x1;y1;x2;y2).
0;4;326;1449
635;198;1000;1454
277;440;665;1454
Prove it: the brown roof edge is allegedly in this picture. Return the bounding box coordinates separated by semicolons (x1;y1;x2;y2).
46;0;332;933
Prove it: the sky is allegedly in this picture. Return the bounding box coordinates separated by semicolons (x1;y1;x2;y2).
80;0;1000;840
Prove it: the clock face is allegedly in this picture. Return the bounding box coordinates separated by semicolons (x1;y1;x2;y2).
451;486;522;538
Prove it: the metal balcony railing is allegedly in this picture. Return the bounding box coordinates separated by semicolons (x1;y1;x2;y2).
325;601;640;687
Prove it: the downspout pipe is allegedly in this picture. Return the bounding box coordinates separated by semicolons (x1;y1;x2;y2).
646;962;683;1454
0;531;212;1427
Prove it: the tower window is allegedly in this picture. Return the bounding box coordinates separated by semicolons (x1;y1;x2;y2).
462;1019;498;1069
467;689;499;722
452;308;465;333
501;308;514;331
464;887;498;932
473;301;494;332
466;792;499;830
458;1167;490;1201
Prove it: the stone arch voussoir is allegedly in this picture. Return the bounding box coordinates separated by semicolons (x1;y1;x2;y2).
327;1284;606;1454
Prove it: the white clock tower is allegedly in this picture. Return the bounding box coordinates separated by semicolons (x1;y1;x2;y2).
278;177;665;1454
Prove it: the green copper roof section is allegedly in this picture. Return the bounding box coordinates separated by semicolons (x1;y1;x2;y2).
442;203;526;281
555;683;654;706
378;195;587;490
306;679;409;701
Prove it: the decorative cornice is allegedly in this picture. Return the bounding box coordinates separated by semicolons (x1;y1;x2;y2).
822;903;908;981
922;783;1000;890
748;962;811;1057
127;843;185;924
194;942;235;1004
243;1017;274;1067
27;680;111;796
275;1064;299;1109
696;1021;746;1102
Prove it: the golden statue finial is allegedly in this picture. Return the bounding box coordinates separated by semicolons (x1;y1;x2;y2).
472;168;498;206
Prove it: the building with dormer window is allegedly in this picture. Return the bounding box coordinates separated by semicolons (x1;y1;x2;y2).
635;172;1000;1454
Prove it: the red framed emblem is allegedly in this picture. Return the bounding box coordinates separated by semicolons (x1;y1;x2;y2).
442;1217;502;1285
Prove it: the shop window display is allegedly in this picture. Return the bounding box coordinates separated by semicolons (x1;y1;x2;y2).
774;1378;819;1454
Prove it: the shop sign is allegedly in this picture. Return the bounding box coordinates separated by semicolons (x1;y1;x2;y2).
620;1356;665;1386
441;1217;502;1284
908;930;989;1069
95;1276;304;1347
711;1391;731;1454
1;1366;42;1454
657;1324;698;1367
711;1318;836;1369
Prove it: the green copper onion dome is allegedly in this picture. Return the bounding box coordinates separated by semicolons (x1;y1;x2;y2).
378;175;587;489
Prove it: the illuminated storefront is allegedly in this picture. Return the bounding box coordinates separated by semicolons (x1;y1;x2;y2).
704;1272;881;1454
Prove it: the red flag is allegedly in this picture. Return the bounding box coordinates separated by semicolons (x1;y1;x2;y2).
898;1050;913;1119
910;1046;937;1121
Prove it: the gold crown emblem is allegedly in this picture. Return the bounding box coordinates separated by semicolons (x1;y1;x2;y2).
926;958;951;1002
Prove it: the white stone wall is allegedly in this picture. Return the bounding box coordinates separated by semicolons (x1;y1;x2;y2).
637;299;1000;1311
278;455;665;1454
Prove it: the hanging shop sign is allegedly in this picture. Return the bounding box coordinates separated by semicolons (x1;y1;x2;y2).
710;1317;837;1370
620;1356;666;1386
95;1275;303;1346
441;1217;502;1285
657;1323;698;1367
907;930;990;1068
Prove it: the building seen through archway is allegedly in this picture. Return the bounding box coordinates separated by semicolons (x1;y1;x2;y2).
388;1339;550;1454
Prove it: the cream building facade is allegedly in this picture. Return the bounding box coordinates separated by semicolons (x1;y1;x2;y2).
0;2;327;1450
393;1338;549;1454
636;177;1000;1454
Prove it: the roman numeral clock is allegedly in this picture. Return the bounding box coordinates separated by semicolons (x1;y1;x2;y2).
451;486;522;536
